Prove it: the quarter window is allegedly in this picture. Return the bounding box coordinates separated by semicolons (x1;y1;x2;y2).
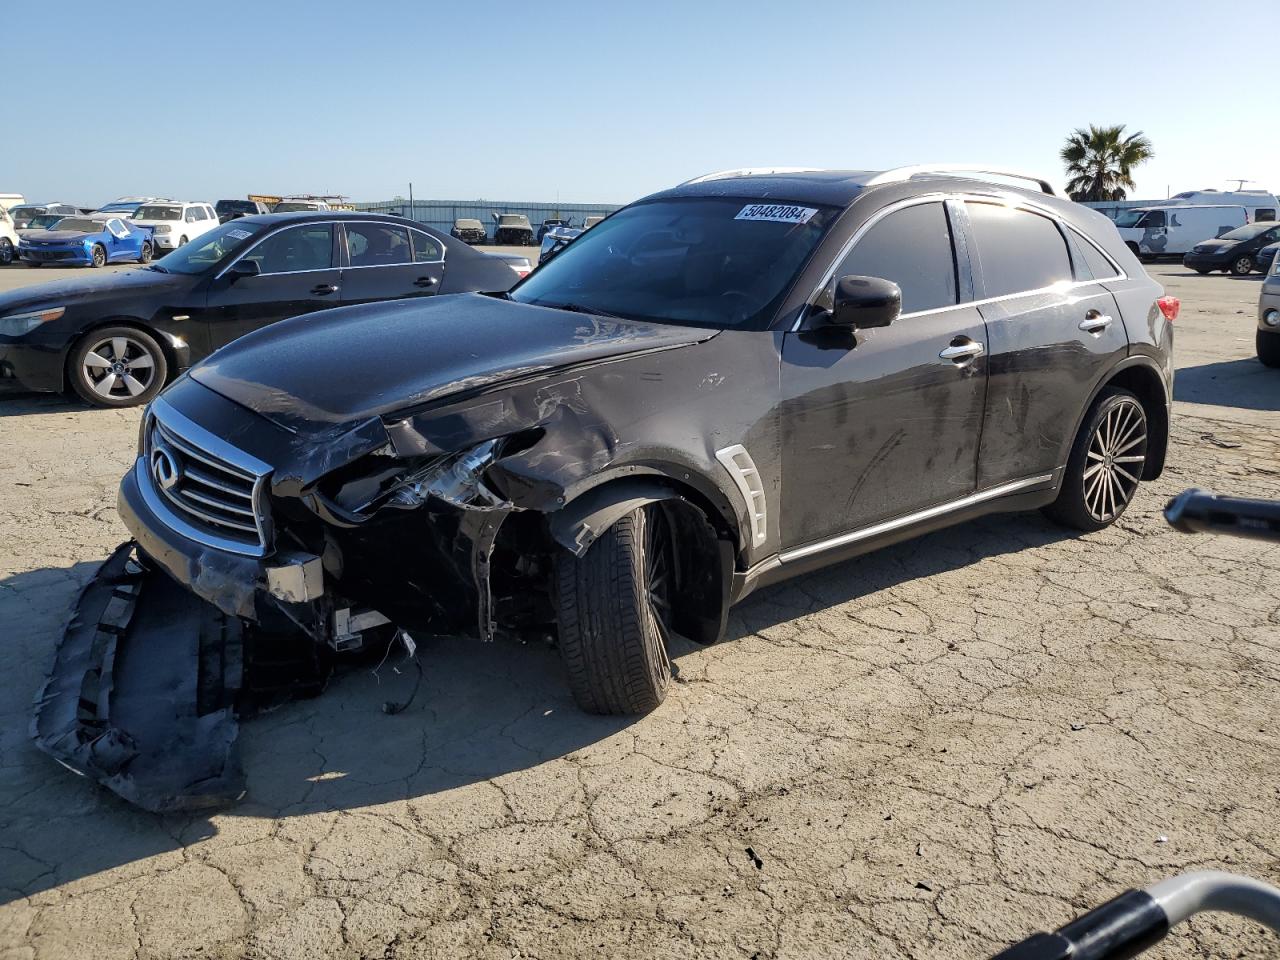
410;229;443;262
347;223;412;267
244;224;334;274
1070;231;1121;281
834;202;957;314
965;203;1073;298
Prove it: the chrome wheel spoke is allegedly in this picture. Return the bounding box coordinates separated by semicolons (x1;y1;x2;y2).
1114;463;1139;485
1115;454;1145;464
93;373;119;397
83;351;112;370
128;353;154;371
1086;450;1105;462
121;374;147;397
1114;432;1147;454
111;338;129;362
1083;463;1104;480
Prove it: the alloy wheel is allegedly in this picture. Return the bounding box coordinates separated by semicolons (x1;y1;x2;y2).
0;239;11;264
82;335;157;400
1234;257;1252;275
91;246;106;268
1082;398;1147;523
644;507;676;668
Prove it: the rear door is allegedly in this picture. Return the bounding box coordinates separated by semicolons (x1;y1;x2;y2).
338;222;446;305
200;222;342;347
962;200;1128;488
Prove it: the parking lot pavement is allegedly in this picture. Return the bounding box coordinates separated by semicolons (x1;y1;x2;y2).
0;265;1277;959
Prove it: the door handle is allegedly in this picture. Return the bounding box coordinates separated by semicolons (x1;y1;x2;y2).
1079;310;1113;334
939;340;985;362
311;283;339;295
414;276;437;288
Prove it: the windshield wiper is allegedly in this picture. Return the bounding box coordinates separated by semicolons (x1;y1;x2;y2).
533;301;631;321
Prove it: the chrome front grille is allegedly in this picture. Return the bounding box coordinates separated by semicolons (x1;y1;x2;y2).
142;399;272;555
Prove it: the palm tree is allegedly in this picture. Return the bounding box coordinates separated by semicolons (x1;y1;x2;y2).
1061;125;1154;202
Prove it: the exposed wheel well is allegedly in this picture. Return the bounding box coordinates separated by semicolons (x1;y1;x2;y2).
1099;364;1169;479
63;319;178;393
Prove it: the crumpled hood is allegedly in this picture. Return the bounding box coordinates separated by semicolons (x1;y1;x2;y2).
0;266;186;313
190;293;717;432
20;229;93;243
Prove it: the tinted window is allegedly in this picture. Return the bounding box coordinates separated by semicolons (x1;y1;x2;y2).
1256;209;1276;222
966;203;1072;298
1071;232;1121;280
1220;222;1276;242
1142;210;1166;228
835;202;957;314
347;223;412;267
410;230;443;262
245;224;334;274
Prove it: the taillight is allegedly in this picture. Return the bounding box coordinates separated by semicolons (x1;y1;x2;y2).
1157;296;1180;322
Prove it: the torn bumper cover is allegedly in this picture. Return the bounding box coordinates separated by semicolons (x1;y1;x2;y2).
31;542;246;813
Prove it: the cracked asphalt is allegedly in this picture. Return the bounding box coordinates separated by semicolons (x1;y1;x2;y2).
1;263;1277;959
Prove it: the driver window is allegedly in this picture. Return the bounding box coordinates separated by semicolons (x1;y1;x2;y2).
107;219;129;239
244;224;334;274
834;202;958;314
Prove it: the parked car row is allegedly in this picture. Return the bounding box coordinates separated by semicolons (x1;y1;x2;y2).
448;213;609;245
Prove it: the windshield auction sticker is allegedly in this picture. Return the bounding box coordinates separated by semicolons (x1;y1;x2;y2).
735;203;818;224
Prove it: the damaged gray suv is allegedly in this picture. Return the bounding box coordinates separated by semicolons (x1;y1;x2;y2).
36;166;1178;810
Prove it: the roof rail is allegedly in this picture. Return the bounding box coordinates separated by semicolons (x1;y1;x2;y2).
865;165;1056;196
682;167;824;185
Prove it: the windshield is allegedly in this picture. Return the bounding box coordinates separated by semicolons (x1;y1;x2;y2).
274;202;318;212
98;202;140;213
27;214;63;229
150;220;262;274
510;197;839;330
456;219;482;229
10;206;41;220
133;205;182;221
1114;210;1149;228
216;200;257;215
48;218;99;234
1221;223;1274;241
499;215;528;226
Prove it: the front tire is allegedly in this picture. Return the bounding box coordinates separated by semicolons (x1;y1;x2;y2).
1043;387;1148;532
555;505;675;715
179;235;188;246
0;238;12;264
1230;255;1253;276
90;244;106;268
1258;330;1280;368
69;326;168;408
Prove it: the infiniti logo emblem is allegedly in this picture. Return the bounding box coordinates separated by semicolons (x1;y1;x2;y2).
150;445;181;491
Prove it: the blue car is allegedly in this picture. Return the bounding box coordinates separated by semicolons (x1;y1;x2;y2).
18;216;154;268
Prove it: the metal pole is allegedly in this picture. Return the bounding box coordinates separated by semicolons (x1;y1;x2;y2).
409;182;414;220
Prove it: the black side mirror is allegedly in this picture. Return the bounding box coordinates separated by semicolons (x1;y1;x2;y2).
823;275;901;330
227;259;261;282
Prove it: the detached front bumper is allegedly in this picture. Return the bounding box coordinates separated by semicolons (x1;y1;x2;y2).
31;542;246;812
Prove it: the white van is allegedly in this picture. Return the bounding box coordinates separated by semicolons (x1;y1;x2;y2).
1114;204;1248;258
1155;190;1278;222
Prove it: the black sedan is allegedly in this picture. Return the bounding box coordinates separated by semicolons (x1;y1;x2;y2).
0;212;518;407
1183;221;1280;275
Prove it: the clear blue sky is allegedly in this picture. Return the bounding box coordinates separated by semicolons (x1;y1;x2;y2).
7;0;1272;206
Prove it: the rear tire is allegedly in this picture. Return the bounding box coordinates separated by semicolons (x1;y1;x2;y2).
555;505;674;715
1230;255;1253;276
1043;387;1148;532
1258;330;1280;368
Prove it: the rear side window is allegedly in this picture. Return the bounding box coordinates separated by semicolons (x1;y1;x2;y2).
410;230;443;262
347;223;412;267
966;203;1072;298
1256;209;1276;222
1070;231;1122;281
835;202;957;314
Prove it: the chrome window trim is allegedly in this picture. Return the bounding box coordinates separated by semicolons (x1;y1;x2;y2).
794;192;1130;331
214;218;445;280
340;221;447;267
778;473;1054;564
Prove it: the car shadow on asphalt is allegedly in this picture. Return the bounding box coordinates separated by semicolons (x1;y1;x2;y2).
1174;357;1279;412
0;510;1076;904
0;392;99;417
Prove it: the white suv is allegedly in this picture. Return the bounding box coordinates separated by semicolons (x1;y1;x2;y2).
0;206;18;264
129;201;219;251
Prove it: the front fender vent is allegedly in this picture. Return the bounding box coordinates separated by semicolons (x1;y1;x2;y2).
715;444;768;547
